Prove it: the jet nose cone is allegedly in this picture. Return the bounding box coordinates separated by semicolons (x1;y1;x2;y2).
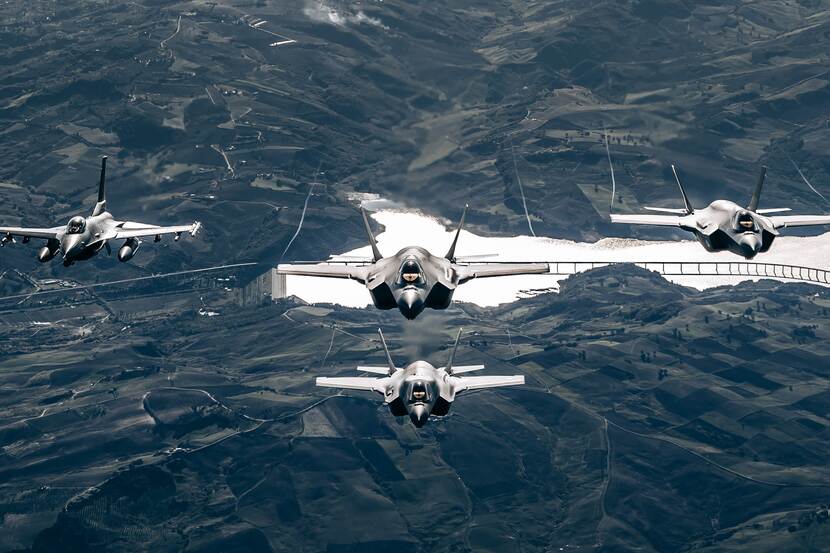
397;289;424;320
61;235;84;259
409;405;430;427
738;233;762;258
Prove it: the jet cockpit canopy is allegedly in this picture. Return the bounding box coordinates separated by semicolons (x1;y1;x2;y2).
66;216;86;234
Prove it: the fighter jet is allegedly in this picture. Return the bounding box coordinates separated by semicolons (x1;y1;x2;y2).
0;157;201;266
610;165;830;259
316;328;525;427
277;206;549;319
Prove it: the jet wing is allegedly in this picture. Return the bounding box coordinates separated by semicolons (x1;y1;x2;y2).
768;215;830;229
610;214;688;227
277;263;370;283
316;376;386;394
112;222;201;239
0;225;62;240
454;375;525;392
454;262;549;284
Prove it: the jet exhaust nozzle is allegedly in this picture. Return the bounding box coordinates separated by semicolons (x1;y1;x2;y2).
118;238;140;262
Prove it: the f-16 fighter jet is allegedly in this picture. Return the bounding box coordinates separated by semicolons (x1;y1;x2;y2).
317;328;525;427
277;206;549;319
0;157;200;266
610;165;830;259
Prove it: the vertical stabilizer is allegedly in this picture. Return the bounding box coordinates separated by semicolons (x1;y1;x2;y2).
377;328;396;375
671;164;694;215
748;166;767;212
361;208;382;261
445;328;462;373
445;204;468;261
92;156;108;216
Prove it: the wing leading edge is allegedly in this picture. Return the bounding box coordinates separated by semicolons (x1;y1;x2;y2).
316;376;387;394
277;263;370;283
768;215;830;229
113;222;201;239
0;226;62;240
453;375;525;392
454;262;549;283
609;214;691;227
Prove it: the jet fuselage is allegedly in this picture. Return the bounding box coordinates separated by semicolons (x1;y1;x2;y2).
686;200;777;259
54;212;116;266
365;247;457;319
383;360;455;427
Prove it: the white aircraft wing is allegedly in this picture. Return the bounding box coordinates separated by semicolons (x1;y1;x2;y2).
454;262;549;283
768;215;830;229
0;225;63;240
610;214;688;227
112;222;201;239
277;263;370;283
316;376;386;394
454;375;525;392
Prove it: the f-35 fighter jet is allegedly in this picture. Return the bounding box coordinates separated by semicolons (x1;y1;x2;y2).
278;206;549;319
317;328;525;427
610;165;830;259
0;157;200;266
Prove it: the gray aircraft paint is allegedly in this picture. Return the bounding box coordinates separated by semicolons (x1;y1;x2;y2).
611;165;830;259
316;328;524;427
0;157;200;266
277;205;549;319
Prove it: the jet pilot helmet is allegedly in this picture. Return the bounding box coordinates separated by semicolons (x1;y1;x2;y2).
734;211;756;232
66;216;86;234
400;259;423;284
410;380;429;403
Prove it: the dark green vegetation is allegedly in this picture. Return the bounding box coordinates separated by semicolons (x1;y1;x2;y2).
3;0;830;552
1;268;830;552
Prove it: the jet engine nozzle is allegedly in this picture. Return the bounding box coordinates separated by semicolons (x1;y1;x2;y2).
118;238;140;262
397;288;424;320
409;404;430;427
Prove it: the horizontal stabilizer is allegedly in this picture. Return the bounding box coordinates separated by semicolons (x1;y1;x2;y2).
644;207;689;214
454;254;498;262
329;255;374;262
357;366;392;375
450;365;485;374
